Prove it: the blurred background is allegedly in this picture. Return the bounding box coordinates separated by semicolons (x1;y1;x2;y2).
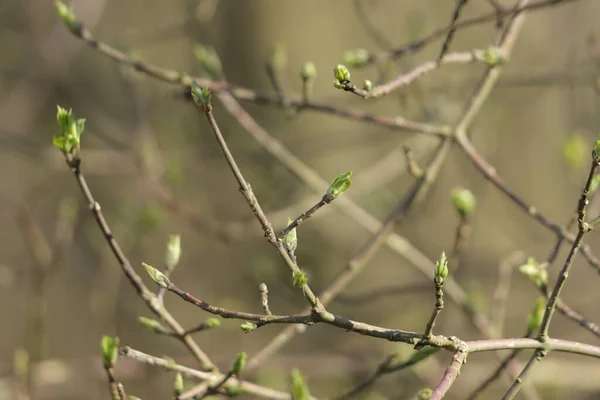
2;0;600;399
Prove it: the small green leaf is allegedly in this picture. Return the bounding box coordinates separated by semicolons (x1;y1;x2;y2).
333;64;351;83
292;270;307;287
326;171;352;200
434;251;448;281
165;234;181;268
142;262;170;288
290;368;310;400
101;335;119;369
231;352;247;375
451;187;476;216
527;297;546;332
56;105;72;134
240;321;257;333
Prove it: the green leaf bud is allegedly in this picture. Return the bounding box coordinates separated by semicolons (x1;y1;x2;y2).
225;385;246;397
483;46;503;67
204;318;221;328
527;297;546;332
55;1;80;33
193;44;223;78
333;64;350;83
190;81;211;107
240;321;257;333
417;388;433;400
341;48;370;68
593;133;600;160
174;372;184;396
451;187;476;216
518;258;548;288
434;251;448;281
231;352;247;375
291;368;310;400
284;218;298;253
269;43;287;70
362;79;372;91
138;316;165;333
301;62;317;81
326;171;352;200
333;80;345;89
165;234;181;268
142;262;170;288
101;335;119;369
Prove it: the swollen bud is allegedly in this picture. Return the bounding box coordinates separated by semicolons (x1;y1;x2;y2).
138;316;165;333
483;46;503;67
518;258;548;288
284;218;298;253
240;321;257;333
204;318;221;328
325;171;352;200
225;385;246;397
165;234;181;268
190;81;211;107
269;43;287;70
333;64;351;83
362;80;372;91
434;252;448;282
55;1;80;33
341;48;370;68
301;62;317;81
193;44;223;78
593;133;600;160
527;297;546;332
451;187;476;216
143;262;170;288
174;372;184;396
101;336;119;369
417;388;433;400
231;352;247;375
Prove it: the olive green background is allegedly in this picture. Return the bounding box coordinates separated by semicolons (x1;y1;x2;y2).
1;0;600;399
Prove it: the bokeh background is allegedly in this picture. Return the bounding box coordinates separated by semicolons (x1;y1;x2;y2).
2;0;600;399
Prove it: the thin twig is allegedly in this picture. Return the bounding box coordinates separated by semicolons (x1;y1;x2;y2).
277;196;331;239
503;151;600;399
364;0;582;65
65;20;450;136
62;156;214;370
430;342;468;400
465;330;532;400
437;0;470;61
119;347;290;400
